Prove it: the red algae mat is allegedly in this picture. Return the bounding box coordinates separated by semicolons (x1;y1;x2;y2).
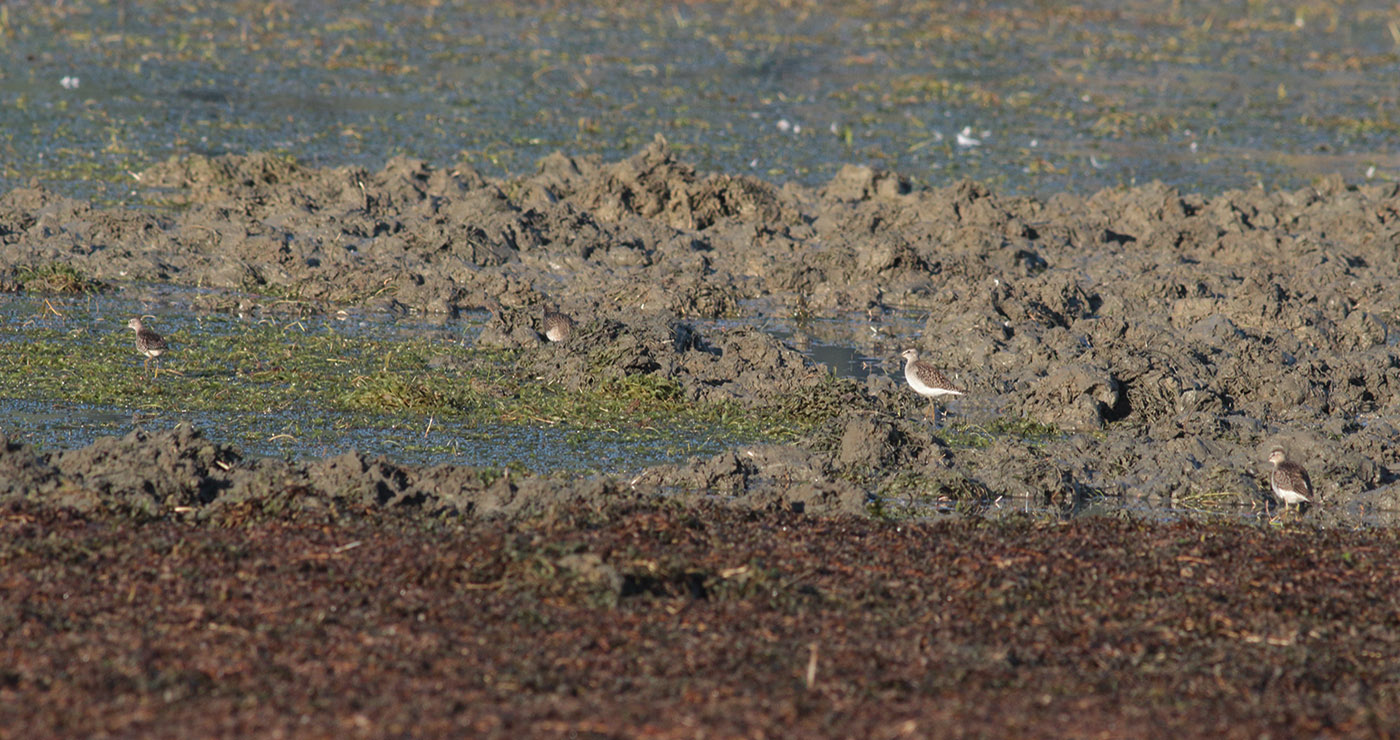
3;500;1397;738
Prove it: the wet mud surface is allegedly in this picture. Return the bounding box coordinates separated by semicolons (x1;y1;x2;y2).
5;139;1400;733
3;140;1399;519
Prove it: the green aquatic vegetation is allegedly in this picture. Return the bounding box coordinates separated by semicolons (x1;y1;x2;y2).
986;415;1061;440
875;471;928;503
878;469;993;506
865;495;895;520
16;264;106;294
774;371;862;427
598;374;684;404
1300;113;1400;137
0;315;818;465
339;373;459;412
1173;489;1241;510
937;423;994;449
940;416;1063;449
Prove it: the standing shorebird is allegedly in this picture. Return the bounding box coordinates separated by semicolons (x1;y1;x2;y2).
900;348;964;425
1267;447;1313;517
127;318;168;378
542;305;575;343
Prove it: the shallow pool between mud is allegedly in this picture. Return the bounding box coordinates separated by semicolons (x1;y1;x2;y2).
0;289;825;474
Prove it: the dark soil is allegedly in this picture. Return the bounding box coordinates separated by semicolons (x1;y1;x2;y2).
3;500;1398;738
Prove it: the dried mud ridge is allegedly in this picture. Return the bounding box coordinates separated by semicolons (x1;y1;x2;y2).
4;136;1400;515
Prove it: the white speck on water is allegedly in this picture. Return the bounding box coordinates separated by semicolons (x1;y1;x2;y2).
956;126;982;148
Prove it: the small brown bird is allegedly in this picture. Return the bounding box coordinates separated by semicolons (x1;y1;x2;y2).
900;348;964;425
542;306;575;343
1267;447;1313;516
127;317;168;377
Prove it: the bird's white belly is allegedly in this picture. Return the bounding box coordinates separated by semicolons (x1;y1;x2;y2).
906;370;961;398
1271;482;1309;505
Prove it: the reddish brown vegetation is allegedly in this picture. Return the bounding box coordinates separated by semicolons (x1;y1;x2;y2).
3;500;1396;737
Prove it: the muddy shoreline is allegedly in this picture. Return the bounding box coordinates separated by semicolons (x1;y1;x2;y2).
3;139;1398;517
5;141;1400;734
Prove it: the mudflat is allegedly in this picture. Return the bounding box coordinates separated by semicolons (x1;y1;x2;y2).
8;0;1400;733
3;139;1397;516
3;136;1400;735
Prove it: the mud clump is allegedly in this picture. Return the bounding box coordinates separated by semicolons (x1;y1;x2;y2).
10;425;238;517
0;434;57;496
2;422;876;522
640;443;867;516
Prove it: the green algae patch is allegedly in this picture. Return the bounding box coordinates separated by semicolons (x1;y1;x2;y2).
773;371;865;430
338;372;469;413
1173;488;1245;510
869;466;1010;522
0;309;819;468
15;264;106;294
939;415;1063;449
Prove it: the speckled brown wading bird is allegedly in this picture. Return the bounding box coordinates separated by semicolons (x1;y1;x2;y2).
127;317;168;378
542;305;575;343
900;348;964;426
1267;447;1313;517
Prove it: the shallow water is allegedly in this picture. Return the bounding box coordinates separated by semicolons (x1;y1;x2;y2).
3;1;1397;204
0;290;764;474
0;288;969;480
